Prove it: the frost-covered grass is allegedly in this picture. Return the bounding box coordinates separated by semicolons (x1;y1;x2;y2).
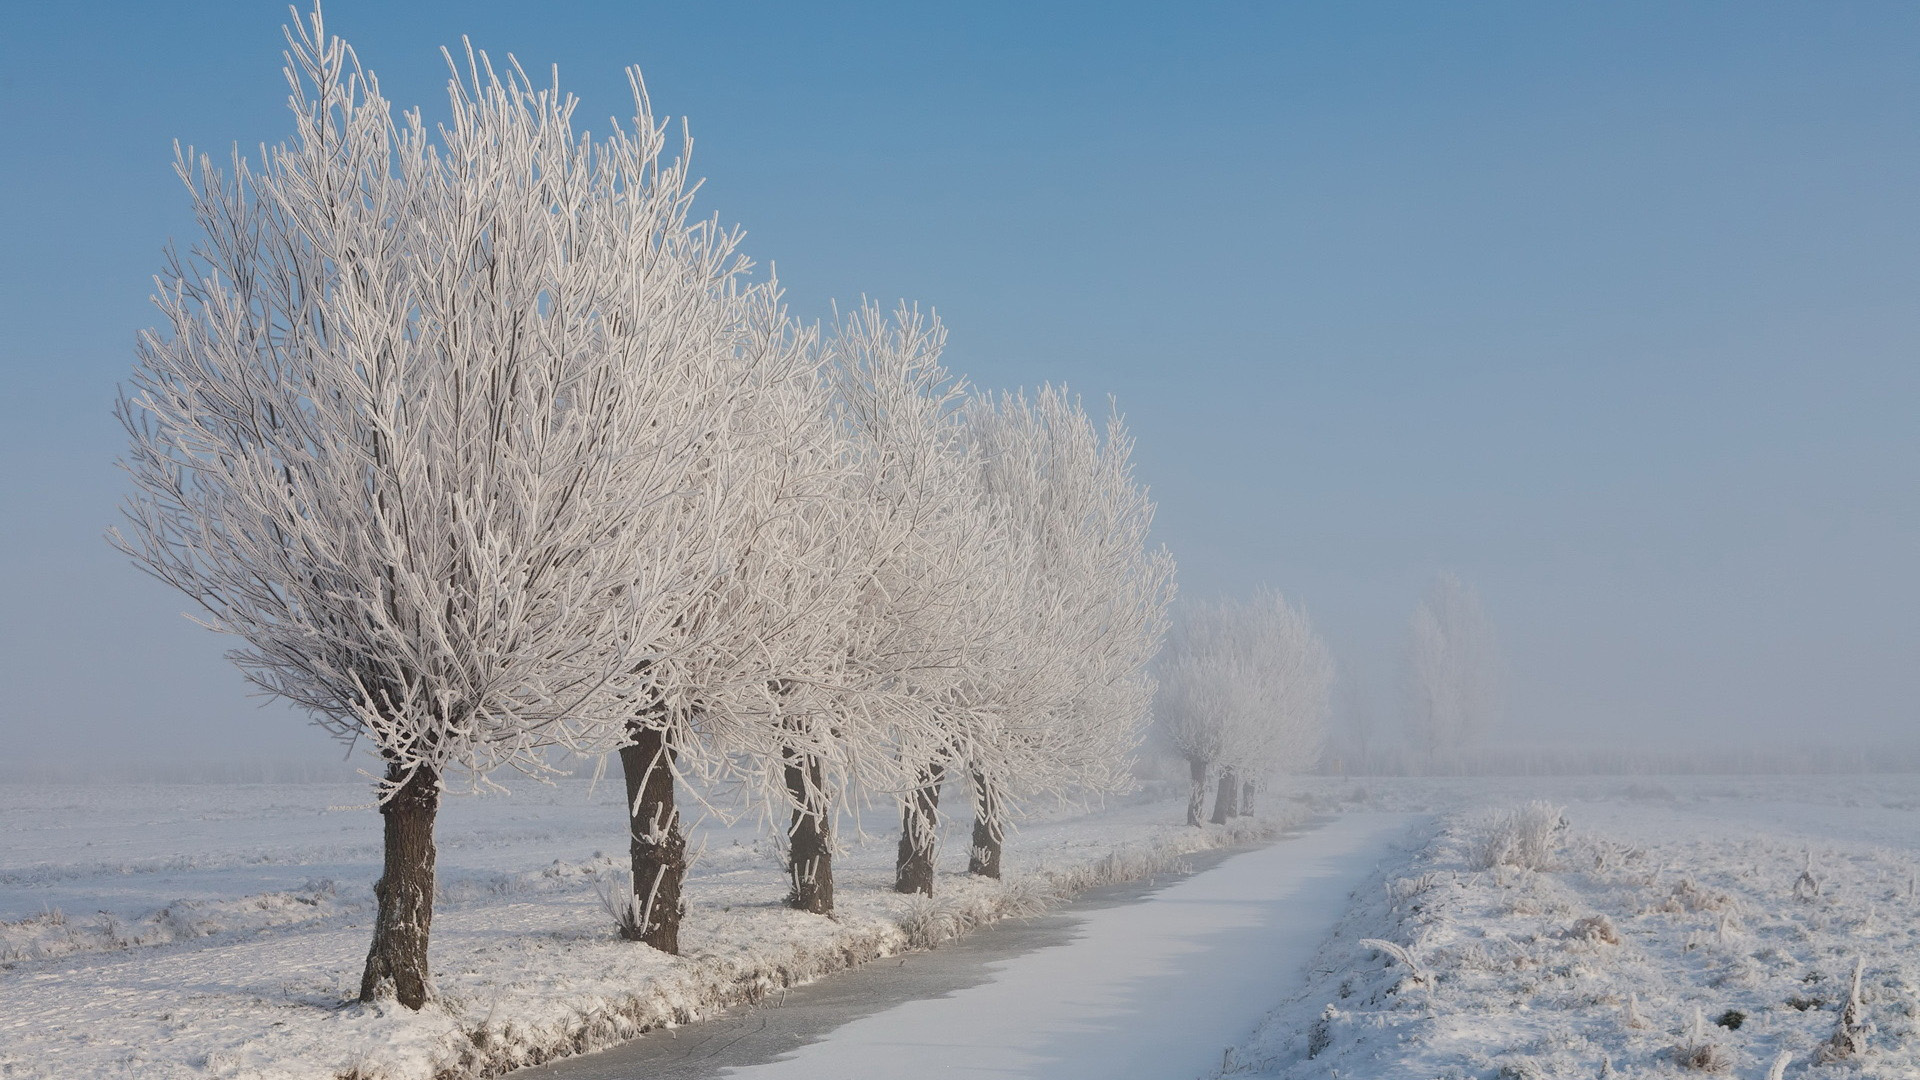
1221;775;1920;1079
0;780;1296;1079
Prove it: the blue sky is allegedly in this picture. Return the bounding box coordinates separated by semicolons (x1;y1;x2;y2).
4;1;1918;766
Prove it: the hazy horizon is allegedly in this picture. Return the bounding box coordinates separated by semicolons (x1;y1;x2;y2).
4;1;1917;770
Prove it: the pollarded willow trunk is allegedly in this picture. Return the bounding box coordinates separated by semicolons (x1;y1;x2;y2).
784;747;833;914
1241;776;1256;816
967;768;1003;879
1210;765;1239;824
895;762;944;896
359;763;440;1009
1186;756;1209;827
618;722;687;953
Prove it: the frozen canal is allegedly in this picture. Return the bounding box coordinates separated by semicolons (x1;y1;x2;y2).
527;813;1421;1080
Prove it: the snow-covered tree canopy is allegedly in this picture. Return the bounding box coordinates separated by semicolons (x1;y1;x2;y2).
115;15;750;797
963;386;1175;812
821;302;1003;768
116;5;1182;949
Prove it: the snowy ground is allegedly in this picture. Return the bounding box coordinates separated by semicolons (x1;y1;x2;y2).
1223;775;1920;1079
0;779;1295;1079
7;774;1917;1080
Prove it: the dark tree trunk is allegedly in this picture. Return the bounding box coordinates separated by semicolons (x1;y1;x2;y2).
618;723;686;953
359;763;439;1009
1186;757;1209;827
1241;776;1256;816
967;768;1003;879
784;748;833;914
1210;765;1239;824
894;761;944;896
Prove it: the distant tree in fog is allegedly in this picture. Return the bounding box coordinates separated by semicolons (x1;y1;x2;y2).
1156;590;1332;825
1406;573;1505;766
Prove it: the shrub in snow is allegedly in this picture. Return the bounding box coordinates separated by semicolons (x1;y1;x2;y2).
1566;914;1620;946
1467;801;1564;871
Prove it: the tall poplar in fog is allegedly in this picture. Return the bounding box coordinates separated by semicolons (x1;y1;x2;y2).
1406;572;1505;767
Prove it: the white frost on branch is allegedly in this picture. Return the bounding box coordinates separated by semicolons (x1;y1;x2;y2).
114;16;749;798
962;386;1175;820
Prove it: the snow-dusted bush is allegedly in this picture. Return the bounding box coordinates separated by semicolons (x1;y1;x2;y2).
1467;801;1564;871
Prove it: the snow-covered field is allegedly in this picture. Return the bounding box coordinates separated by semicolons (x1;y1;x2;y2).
0;779;1292;1079
7;774;1918;1080
1226;775;1920;1079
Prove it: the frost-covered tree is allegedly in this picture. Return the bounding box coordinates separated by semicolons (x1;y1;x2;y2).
1155;590;1332;826
581;280;895;950
1406;572;1504;767
821;302;1003;901
114;12;741;1006
610;289;970;930
955;387;1174;879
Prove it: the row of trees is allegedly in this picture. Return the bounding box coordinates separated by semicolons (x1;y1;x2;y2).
1155;590;1335;826
115;10;1171;1010
1154;572;1507;808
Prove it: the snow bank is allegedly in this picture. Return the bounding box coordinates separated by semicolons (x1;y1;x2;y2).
0;780;1299;1080
1220;783;1920;1079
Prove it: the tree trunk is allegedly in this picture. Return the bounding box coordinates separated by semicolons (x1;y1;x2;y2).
1210;765;1239;824
894;761;944;896
618;723;686;953
967;768;1003;878
359;763;439;1009
784;748;833;914
1186;757;1209;827
1240;775;1256;816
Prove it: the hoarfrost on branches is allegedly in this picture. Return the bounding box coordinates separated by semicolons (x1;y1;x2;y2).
114;5;753;1003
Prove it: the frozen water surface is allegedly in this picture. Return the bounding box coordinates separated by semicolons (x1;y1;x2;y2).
531;813;1420;1080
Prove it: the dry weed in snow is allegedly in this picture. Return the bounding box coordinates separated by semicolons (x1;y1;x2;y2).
1466;800;1565;872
